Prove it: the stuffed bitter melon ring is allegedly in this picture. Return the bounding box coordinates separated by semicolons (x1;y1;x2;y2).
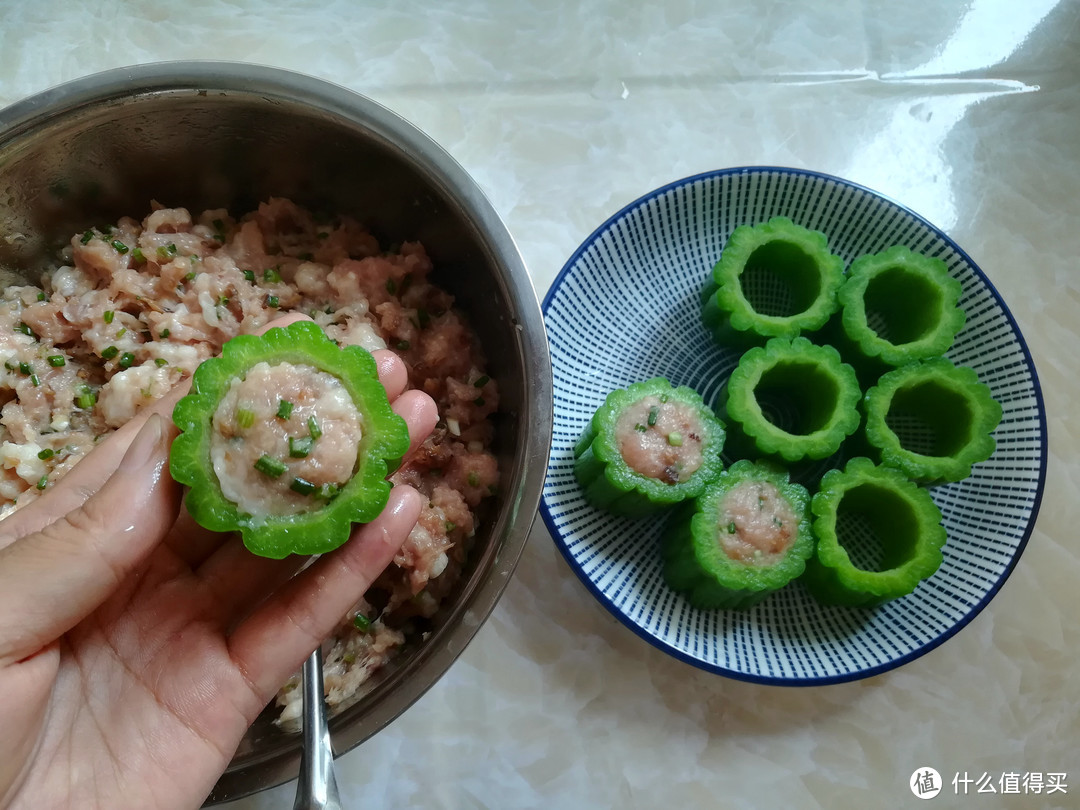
702;216;844;345
663;460;814;610
719;336;861;462
574;377;725;517
171;320;410;559
802;457;947;607
836;245;965;370
863;358;1002;483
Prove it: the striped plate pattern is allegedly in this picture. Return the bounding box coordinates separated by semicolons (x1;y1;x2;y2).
540;167;1046;684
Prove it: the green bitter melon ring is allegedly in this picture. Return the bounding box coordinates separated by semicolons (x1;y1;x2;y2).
836;245;965;370
719;336;861;463
701;216;845;345
863;358;1003;484
574;377;726;517
801;457;948;608
663;459;814;610
171;320;410;559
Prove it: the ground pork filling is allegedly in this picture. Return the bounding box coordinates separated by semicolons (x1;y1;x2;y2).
210;362;363;518
0;197;501;723
718;480;798;565
615;395;705;484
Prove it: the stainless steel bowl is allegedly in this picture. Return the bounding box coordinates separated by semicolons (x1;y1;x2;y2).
0;62;552;803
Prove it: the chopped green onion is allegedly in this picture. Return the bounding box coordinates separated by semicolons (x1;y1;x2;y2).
254;454;287;478
101;346;119;359
131;247;145;264
111;240;129;254
727;522;737;534
160;328;170;339
2;361;12;371
29;374;40;387
36;474;48;490
243;269;255;282
266;295;280;308
118;352;135;369
667;432;684;447
154;357;168;367
156;243;177;260
315;482;339;501
474;397;485;407
307;416;322;440
80;230;94;244
288;436;314;458
37;448;54;460
467;472;480;487
14;322;35;338
263;267;282;283
235;408;255;429
115;327;126;338
36;292;46;301
648;405;659;427
395;340;410;351
473;375;490;388
352;613;371;632
276;399;294;420
385;279;396;294
47;355;65;367
18;361;31;375
103;310;115;324
182;271;196;282
289;476;317;495
445;521;457;532
75;385;96;409
635;423;647;432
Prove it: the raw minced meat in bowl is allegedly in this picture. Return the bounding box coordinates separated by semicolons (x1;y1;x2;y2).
0;62;551;804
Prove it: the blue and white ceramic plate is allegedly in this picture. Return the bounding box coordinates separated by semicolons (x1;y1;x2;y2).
540;167;1047;685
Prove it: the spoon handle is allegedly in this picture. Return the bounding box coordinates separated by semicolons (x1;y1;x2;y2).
293;648;343;810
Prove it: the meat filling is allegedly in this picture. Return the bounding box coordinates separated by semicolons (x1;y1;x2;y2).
210;361;363;517
718;480;798;564
615;395;705;484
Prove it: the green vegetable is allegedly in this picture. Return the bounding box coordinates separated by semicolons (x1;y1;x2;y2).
37;448;54;460
663;460;813;609
267;295;280;308
254;454;287;478
75;385;96;410
243;269;256;282
263;267;282;283
574;377;725;517
103;310;115;324
36;475;48;490
352;613;371;632
288;436;314;458
160;328;171;339
862;358;1002;483
170;320;409;559
307;416;322;440
118;352;135;369
702;216;844;345
235;408;255;429
102;345;121;360
80;230;94;245
111;240;129;254
835;246;965;374
47;355;65;367
276;399;294;420
131;247;146;264
717;337;860;462
801;457;947;607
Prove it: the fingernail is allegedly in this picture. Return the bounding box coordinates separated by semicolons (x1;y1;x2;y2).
122;413;166;470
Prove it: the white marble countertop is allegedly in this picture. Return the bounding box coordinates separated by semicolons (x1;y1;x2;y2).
2;1;1077;807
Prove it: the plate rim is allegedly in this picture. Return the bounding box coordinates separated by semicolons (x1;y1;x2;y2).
539;165;1049;686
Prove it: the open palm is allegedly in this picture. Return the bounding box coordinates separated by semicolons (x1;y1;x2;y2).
0;331;436;810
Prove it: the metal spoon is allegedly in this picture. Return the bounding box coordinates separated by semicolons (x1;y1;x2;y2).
293;648;343;810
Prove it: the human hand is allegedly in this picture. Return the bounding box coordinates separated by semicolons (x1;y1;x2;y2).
0;315;438;810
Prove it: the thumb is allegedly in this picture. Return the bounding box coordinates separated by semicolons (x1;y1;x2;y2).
0;414;181;666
